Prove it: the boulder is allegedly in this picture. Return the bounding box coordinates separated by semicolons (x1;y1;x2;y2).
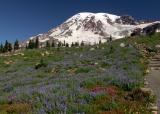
150;106;158;111
90;48;95;51
94;62;98;65
120;43;125;47
155;45;160;49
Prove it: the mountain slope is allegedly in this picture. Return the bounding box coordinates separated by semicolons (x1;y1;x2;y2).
1;33;160;113
26;12;160;45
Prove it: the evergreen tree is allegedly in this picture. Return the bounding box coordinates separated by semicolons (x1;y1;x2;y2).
4;40;9;52
109;35;112;42
63;40;66;47
65;43;69;47
51;40;55;47
8;43;12;52
0;43;4;53
46;41;50;48
99;39;102;44
14;39;19;50
3;40;13;52
58;41;62;48
35;37;39;48
80;41;85;46
75;42;79;47
28;40;35;49
71;42;74;47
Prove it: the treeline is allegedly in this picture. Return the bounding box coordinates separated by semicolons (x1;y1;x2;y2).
0;36;109;53
26;37;86;49
0;38;86;53
0;40;19;53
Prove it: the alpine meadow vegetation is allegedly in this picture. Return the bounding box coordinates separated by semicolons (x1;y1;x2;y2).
0;33;160;114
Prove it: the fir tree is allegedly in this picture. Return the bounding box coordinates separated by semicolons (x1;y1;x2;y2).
63;40;66;47
66;43;69;47
0;43;4;53
58;41;62;48
4;40;9;52
99;39;102;44
8;43;12;52
14;39;19;50
46;41;50;48
51;40;55;47
109;35;112;42
71;42;74;47
35;37;39;48
75;42;79;47
80;41;85;46
28;40;35;49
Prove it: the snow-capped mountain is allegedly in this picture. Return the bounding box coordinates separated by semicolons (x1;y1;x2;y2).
25;12;160;45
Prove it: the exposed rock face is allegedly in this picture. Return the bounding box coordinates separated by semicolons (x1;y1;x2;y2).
131;28;142;36
131;23;160;36
143;23;160;35
115;15;138;25
65;30;72;36
24;12;160;46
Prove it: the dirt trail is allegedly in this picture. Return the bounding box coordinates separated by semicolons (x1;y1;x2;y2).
147;53;160;113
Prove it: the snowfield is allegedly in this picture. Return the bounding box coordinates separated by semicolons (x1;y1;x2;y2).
26;12;160;45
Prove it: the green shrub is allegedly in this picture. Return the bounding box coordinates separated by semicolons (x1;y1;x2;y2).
110;79;140;91
99;101;120;111
146;46;157;53
127;88;156;104
80;78;105;88
35;59;47;69
0;97;8;105
76;67;91;74
101;62;111;68
83;93;106;104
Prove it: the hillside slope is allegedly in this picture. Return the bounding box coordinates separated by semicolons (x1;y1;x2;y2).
1;33;160;114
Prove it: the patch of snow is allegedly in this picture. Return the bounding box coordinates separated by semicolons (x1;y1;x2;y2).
39;38;49;43
156;29;160;33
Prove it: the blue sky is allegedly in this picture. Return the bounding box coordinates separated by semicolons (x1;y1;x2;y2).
0;0;159;43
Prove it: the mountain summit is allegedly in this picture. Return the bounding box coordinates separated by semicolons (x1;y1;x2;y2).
26;12;160;46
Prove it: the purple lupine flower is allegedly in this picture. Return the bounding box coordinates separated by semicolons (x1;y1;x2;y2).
8;94;16;102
